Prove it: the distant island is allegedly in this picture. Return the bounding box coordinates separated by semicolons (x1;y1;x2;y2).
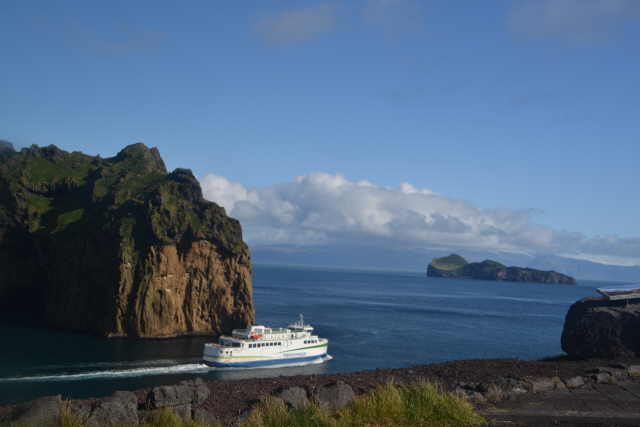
427;254;576;284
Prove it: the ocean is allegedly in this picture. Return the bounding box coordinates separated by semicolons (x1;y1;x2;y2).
0;264;607;404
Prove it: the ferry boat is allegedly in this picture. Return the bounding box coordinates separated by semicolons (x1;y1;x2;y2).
202;315;330;368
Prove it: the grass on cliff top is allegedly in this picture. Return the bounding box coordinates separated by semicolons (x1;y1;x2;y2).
241;381;486;427
22;154;94;185
431;254;468;271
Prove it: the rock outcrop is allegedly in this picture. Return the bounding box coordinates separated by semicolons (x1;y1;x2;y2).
0;140;14;154
427;254;576;284
561;296;640;359
0;142;254;337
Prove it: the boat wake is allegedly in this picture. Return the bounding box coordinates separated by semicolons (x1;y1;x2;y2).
0;360;211;383
0;354;334;382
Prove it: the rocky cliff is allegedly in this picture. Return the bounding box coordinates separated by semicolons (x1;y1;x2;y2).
561;296;640;359
0;142;254;337
427;254;576;284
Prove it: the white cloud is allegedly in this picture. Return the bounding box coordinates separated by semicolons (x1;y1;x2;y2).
508;0;640;42
254;4;337;45
201;171;640;266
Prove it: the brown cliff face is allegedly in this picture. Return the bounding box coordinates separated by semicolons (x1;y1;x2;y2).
120;241;253;338
0;142;254;337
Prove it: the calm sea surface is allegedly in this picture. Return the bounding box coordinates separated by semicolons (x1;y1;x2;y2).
0;264;609;404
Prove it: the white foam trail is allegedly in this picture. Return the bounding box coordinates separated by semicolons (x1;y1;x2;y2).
34;359;200;371
0;363;210;383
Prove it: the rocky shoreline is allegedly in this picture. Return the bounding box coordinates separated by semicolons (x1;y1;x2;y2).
3;357;640;426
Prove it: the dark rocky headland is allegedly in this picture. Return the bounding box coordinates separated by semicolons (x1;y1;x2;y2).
562;296;640;359
427;253;576;284
0;142;254;337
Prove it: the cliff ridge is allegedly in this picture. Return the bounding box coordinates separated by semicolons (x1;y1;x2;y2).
0;142;254;337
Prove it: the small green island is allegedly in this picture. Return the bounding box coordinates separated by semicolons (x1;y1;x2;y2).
427;254;576;284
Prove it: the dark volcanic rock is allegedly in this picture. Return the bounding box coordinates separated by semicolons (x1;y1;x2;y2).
85;391;139;427
10;395;61;426
561;297;640;359
314;381;355;411
427;254;575;284
148;378;210;409
277;386;309;410
0;142;254;337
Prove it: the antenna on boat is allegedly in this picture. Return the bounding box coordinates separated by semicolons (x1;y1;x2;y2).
299;313;304;326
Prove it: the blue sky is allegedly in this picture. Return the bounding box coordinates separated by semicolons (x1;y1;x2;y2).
2;1;639;265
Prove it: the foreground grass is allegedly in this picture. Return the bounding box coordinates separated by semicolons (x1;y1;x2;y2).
4;381;483;427
241;381;486;427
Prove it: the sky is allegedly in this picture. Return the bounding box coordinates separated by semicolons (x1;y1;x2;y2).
2;1;639;266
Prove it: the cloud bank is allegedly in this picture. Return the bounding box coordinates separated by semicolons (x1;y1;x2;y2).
201;172;640;267
508;0;640;42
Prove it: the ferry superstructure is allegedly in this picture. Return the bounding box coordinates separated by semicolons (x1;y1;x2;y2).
202;315;330;368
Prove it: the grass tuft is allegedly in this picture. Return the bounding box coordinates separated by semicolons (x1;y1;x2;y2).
141;407;220;427
58;402;85;427
240;381;485;427
339;381;485;427
241;396;334;427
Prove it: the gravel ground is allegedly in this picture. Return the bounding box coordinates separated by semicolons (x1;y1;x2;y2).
178;357;640;424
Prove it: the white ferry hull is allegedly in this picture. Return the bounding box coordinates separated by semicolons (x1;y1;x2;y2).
203;344;328;368
202;315;330;369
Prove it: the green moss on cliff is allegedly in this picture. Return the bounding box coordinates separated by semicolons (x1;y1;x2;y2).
55;208;84;232
431;254;468;271
22;153;93;185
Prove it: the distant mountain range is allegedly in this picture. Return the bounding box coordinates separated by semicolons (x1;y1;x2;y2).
252;244;640;283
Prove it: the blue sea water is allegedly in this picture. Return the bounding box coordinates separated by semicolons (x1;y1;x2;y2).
0;264;608;404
